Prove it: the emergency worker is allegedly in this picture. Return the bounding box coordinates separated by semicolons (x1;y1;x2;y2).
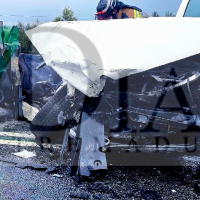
95;0;150;20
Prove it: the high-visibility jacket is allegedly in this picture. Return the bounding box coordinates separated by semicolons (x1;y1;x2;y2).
117;8;149;19
115;2;149;19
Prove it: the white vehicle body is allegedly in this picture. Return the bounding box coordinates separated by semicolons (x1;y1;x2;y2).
176;0;190;17
26;0;200;97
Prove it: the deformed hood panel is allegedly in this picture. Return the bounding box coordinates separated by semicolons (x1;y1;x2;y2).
26;17;200;97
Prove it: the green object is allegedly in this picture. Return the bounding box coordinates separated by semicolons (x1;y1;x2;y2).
0;25;19;78
4;26;19;43
4;26;19;54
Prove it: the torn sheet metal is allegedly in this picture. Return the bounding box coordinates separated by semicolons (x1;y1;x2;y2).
72;112;107;176
26;18;200;97
127;107;200;128
151;74;184;83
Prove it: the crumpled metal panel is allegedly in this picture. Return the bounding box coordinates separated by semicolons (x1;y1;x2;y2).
78;112;107;176
26;18;200;97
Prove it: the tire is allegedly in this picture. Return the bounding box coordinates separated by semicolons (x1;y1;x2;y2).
30;83;74;145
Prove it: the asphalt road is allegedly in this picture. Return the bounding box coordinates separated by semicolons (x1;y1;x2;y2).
0;108;200;199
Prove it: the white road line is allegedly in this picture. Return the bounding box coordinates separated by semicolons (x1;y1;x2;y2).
0;132;62;149
0;132;35;138
0;139;38;147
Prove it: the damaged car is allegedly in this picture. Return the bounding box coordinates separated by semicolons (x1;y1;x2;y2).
1;0;200;176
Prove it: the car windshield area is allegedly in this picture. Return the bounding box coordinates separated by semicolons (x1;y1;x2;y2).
184;0;200;17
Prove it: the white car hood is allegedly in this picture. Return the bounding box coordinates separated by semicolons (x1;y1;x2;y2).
26;17;200;97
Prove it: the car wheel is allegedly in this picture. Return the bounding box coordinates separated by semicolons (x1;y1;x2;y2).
30;83;74;145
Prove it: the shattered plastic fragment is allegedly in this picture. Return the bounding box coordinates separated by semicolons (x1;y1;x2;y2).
57;111;66;126
52;174;63;178
69;129;76;138
12;150;36;158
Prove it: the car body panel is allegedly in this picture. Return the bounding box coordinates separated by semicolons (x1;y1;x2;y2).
26;17;200;97
176;0;190;17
